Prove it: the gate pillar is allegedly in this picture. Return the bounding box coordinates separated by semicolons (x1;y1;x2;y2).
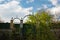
10;17;14;30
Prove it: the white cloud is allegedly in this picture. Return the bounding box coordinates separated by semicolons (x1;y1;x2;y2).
42;4;48;9
49;0;58;6
48;6;60;15
37;8;41;11
0;0;33;22
0;0;4;2
12;0;20;1
47;5;60;21
37;4;48;11
0;0;21;4
47;0;60;21
26;0;34;3
0;0;5;3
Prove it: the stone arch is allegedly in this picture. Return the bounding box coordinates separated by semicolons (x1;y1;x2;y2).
22;14;39;28
10;17;20;30
22;14;39;23
21;14;39;40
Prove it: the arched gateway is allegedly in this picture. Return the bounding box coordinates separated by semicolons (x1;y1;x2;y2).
10;17;23;40
10;14;39;30
10;14;39;40
10;17;21;30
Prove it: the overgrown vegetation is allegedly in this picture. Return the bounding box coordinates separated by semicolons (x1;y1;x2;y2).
0;11;59;40
25;11;56;40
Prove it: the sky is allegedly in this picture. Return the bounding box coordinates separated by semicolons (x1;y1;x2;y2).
0;0;60;23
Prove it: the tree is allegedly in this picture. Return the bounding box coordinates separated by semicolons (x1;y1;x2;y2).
26;11;56;40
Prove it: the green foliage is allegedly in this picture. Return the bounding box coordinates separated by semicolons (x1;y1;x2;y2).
26;11;56;40
0;23;10;29
0;11;57;40
23;24;36;40
26;11;52;25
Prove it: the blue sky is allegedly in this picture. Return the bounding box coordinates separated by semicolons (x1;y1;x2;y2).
0;0;55;12
0;0;60;22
